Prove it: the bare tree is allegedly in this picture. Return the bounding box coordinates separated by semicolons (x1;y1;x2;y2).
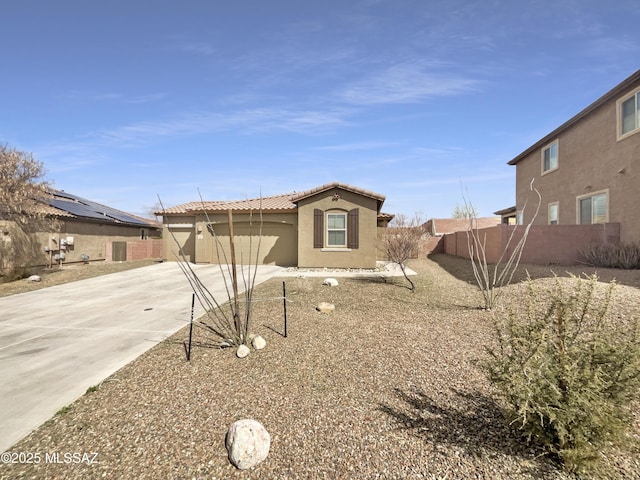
0;144;52;225
385;212;426;291
463;180;541;309
452;202;478;219
0;145;55;277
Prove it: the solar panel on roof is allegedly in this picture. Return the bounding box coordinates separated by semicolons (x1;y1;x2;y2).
49;199;109;221
49;191;152;226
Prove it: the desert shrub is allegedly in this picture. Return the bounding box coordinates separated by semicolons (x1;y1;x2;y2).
580;242;640;269
482;274;640;475
0;266;31;283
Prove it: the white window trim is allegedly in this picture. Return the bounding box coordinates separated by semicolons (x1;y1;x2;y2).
541;139;559;175
326;212;347;248
617;88;640;141
576;189;609;225
548;202;559;225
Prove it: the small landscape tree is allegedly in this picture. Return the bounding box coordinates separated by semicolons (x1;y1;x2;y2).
385;212;426;291
159;192;263;351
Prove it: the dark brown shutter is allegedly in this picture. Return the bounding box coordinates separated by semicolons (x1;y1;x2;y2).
313;208;323;248
347;208;359;249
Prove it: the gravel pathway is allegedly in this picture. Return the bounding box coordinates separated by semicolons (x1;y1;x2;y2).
1;256;638;479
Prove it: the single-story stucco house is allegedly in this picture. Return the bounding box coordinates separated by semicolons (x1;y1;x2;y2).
159;182;394;268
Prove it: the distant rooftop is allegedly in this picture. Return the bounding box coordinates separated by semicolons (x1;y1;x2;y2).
46;190;158;228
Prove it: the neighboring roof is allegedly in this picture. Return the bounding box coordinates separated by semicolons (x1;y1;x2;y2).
162;182;388;215
424;217;501;236
493;206;517;216
508;69;640;166
47;190;158;228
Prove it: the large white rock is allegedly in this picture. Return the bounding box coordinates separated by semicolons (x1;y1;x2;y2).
252;335;266;350
27;275;41;282
236;344;250;358
322;277;339;287
316;302;335;313
225;419;271;470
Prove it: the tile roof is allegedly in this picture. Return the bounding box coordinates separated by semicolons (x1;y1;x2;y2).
424;217;501;236
161;182;388;215
290;181;385;203
160;193;297;214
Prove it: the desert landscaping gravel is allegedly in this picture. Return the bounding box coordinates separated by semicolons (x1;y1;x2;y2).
1;255;639;479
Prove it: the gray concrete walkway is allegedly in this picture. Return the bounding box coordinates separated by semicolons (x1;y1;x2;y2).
0;262;283;453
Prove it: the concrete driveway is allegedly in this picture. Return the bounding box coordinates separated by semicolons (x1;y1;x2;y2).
0;262;283;453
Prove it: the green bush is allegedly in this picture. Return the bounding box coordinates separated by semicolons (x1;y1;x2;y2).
580;242;640;269
482;274;640;475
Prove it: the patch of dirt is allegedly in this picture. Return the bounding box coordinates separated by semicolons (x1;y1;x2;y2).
0;260;161;298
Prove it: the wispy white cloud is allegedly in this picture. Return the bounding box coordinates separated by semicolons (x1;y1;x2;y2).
339;62;479;105
41;106;357;155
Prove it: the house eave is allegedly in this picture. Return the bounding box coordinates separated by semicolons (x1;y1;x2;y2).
508;68;640;166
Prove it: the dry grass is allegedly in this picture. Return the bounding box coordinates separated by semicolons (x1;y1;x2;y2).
0;255;638;479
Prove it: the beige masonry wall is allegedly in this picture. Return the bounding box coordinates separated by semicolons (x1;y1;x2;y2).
297;187;379;268
195;212;298;266
515;85;640;243
444;223;620;266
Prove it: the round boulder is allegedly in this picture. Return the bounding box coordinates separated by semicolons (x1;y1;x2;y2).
236;344;250;358
252;335;266;350
225;419;271;470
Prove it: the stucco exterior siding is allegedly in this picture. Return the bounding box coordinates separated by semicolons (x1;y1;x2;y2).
197;212;298;266
515;80;640;243
297;187;379;268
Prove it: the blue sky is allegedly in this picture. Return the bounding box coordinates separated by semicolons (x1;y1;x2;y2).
2;1;639;220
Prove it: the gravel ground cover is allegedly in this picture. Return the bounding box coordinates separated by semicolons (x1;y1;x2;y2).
1;255;639;479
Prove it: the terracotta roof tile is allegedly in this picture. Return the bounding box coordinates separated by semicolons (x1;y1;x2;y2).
425;217;501;235
290;181;385;202
161;182;387;215
160;193;297;214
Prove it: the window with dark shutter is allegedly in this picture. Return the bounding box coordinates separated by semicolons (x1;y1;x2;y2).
313;208;323;248
347;208;359;249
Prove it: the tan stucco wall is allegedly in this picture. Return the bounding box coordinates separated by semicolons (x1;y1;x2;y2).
44;221;158;263
515;84;640;242
297;187;379;268
196;212;298;266
163;215;196;262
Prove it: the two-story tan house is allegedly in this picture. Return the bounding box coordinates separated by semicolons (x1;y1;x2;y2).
159;182;393;268
508;69;640;243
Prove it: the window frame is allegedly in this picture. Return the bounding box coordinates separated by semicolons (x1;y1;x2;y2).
548;202;559;225
516;210;523;225
576;190;609;225
541;140;559;175
617;88;640;140
326;212;347;248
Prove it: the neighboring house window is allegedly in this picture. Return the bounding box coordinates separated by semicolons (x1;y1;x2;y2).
542;140;558;173
140;228;149;240
578;191;608;224
619;89;640;137
326;213;347;247
516;211;523;225
548;202;559;225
